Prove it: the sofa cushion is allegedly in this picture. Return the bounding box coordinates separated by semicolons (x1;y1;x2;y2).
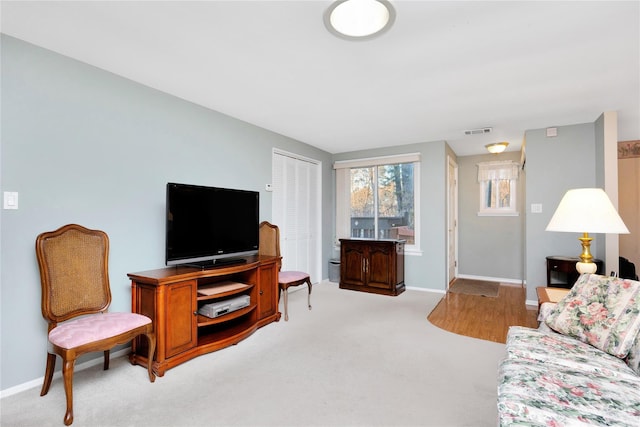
505;326;638;381
498;357;640;427
545;273;640;358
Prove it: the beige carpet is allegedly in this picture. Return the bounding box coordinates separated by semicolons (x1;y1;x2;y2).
1;282;505;427
448;278;500;297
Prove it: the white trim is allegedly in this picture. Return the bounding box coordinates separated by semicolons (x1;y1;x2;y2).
274;148;320;165
525;299;539;308
333;152;421;169
406;286;446;295
456;273;524;285
477;211;519;217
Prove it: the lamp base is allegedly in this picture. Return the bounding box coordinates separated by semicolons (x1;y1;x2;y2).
576;261;598;274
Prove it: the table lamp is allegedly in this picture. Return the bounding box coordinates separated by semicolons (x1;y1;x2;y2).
545;188;629;274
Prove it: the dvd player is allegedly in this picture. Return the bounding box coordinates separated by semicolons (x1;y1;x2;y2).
198;294;250;318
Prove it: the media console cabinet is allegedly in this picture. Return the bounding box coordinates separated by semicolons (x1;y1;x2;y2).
128;255;280;376
339;238;405;296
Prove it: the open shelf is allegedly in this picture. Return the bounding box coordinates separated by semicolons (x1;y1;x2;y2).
197;304;256;326
197;281;253;301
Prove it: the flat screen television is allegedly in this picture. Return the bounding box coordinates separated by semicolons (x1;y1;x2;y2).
166;182;259;267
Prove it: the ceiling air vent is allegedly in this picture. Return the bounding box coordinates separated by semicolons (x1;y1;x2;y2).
464;127;492;136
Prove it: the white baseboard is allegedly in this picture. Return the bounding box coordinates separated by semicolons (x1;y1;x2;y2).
456;274;524;286
525;299;538;308
406;286;446;295
0;348;130;399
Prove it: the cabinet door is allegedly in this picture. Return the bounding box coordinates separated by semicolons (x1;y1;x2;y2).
165;280;197;358
341;242;366;287
367;243;393;289
258;261;277;320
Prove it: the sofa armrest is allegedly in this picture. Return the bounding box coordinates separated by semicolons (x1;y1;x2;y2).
537;302;557;332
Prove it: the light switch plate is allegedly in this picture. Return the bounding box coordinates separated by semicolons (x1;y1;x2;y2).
531;203;542;213
4;192;18;209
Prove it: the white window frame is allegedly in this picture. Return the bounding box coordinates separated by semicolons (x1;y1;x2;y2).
334;153;421;255
477;160;519;217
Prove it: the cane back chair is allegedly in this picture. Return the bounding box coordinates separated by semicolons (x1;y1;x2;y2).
259;221;312;321
36;224;156;425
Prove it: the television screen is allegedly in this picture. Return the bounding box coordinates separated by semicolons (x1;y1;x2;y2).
166;183;259;267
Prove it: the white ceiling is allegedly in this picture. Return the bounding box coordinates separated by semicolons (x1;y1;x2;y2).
2;1;639;156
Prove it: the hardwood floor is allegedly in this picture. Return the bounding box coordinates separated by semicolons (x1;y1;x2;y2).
427;283;538;344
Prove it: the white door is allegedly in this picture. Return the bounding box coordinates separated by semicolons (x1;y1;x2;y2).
272;151;321;283
447;156;458;287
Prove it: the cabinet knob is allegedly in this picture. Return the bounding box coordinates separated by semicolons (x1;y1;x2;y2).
193;311;198;316
260;290;264;295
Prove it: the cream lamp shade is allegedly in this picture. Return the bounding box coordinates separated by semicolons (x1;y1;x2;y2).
546;188;629;274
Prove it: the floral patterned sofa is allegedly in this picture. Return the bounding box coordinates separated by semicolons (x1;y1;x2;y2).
498;273;640;426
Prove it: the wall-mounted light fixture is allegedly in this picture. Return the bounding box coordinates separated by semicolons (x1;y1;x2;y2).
324;0;395;40
485;142;509;154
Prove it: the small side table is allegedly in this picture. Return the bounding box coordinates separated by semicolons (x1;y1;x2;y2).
536;287;570;312
546;256;603;288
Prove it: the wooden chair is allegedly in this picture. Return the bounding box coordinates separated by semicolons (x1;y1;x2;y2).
36;224;156;425
259;221;311;321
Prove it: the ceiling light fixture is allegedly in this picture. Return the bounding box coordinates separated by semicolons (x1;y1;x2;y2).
324;0;395;40
485;142;509;154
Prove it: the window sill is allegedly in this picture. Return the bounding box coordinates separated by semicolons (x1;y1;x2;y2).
477;211;519;217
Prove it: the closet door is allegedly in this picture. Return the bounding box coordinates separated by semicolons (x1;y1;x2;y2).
272;151;321;283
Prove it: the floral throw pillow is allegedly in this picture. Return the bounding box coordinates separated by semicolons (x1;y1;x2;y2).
545;273;640;359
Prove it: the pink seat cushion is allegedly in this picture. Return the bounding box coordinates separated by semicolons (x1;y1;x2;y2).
49;312;151;349
279;271;310;285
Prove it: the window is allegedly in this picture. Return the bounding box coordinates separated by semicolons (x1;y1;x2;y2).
335;153;420;252
477;161;519;216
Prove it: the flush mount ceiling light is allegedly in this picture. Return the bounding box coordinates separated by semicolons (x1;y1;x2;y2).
485;142;509;154
324;0;396;40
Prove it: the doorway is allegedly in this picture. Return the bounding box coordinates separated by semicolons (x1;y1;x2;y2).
447;156;459;288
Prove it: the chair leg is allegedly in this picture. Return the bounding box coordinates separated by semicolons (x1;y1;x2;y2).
283;287;289;321
145;332;156;383
61;358;75;426
40;352;56;396
307;279;312;311
103;350;110;371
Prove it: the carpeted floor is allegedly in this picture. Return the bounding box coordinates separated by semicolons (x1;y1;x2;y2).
448;278;500;297
1;281;505;427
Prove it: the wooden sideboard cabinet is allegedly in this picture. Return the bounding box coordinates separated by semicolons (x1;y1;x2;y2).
128;255;280;376
339;239;405;296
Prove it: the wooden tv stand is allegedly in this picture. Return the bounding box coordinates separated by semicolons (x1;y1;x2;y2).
128;255;280;377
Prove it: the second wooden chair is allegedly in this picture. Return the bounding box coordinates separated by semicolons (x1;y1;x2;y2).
258;221;312;321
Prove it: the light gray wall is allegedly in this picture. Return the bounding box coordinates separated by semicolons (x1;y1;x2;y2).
524;123;598;302
333;140;450;291
457;151;525;282
0;35;333;391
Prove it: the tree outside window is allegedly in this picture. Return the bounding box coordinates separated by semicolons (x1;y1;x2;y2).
350;163;415;243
